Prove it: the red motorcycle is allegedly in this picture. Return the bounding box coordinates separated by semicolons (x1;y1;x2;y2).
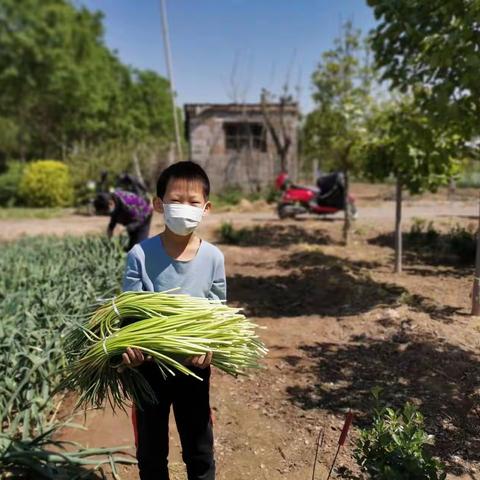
275;172;357;220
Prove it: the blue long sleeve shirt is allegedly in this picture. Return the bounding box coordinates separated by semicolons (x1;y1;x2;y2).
122;235;227;301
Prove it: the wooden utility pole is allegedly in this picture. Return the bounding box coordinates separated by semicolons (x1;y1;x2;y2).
160;0;183;160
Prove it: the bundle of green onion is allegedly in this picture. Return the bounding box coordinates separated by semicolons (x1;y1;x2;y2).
61;291;267;410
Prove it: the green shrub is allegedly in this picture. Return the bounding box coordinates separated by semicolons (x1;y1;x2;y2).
218;221;256;245
219;221;242;245
211;187;244;207
448;224;476;264
354;394;446;479
406;218;439;246
265;185;280;204
211;185;277;208
19;160;74;207
406;219;476;264
0;162;24;206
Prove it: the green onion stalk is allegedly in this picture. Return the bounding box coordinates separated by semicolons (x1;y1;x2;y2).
60;292;268;410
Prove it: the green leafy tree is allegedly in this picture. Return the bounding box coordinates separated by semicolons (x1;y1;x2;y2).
304;21;373;243
0;0;175;162
0;0;113;156
363;99;462;272
367;0;480;311
367;0;479;138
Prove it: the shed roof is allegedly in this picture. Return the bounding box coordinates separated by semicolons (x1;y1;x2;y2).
184;102;299;117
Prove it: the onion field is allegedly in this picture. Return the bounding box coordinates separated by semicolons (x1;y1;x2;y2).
0;236;135;478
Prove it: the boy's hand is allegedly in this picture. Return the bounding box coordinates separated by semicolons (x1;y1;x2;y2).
117;347;151;373
186;351;213;369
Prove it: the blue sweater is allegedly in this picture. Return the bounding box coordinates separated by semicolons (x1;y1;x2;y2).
122;235;227;301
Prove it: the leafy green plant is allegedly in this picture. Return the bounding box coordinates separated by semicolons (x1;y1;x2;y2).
0;236;125;443
406;219;439;247
265;185;280;204
211;186;276;209
19;160;74;207
404;219;476;264
354;393;446;479
0;161;24;206
210;187;245;208
0;234;135;477
218;221;246;245
448;224;476;264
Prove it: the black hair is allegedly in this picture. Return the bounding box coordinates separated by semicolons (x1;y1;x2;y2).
93;192;112;213
156;161;210;199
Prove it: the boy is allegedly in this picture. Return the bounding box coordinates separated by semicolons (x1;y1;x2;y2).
121;161;226;480
94;190;153;251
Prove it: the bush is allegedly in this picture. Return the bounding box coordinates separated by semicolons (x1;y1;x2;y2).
448;224;476;264
210;187;244;208
19;160;74;207
218;221;261;245
405;218;476;264
0;162;24;206
406;218;439;246
211;185;278;208
218;221;245;245
354;394;446;480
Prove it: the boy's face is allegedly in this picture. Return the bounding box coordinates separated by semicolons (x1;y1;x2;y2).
153;178;211;214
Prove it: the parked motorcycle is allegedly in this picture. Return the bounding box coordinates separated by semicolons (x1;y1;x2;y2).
275;172;357;220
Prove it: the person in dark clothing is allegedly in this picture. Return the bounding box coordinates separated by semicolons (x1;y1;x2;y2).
115;172;149;197
94;191;153;251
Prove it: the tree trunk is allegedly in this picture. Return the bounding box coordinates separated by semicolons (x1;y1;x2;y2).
394;177;403;274
132;150;145;186
448;177;457;198
342;170;350;245
471;195;480;315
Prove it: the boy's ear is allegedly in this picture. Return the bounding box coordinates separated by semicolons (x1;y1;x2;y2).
203;201;211;215
153;197;164;214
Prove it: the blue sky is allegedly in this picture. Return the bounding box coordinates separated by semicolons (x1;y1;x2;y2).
79;0;377;113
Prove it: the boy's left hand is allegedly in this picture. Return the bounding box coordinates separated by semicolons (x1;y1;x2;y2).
186;351;212;369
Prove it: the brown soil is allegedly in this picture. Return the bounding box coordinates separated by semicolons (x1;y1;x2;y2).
5;184;480;479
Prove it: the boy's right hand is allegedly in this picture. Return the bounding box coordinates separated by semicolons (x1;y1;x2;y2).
117;347;151;373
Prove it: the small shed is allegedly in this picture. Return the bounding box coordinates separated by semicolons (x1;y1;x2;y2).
184;102;299;192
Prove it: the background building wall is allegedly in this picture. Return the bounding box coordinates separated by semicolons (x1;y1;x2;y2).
185;104;298;192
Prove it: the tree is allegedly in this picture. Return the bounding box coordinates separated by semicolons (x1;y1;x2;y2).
363;98;462;272
368;0;479;138
304;21;373;243
367;0;480;311
0;0;175;161
260;89;295;175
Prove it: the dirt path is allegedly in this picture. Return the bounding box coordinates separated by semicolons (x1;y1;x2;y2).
1;198;477;241
4;186;478;479
0;182;477;242
51;195;480;480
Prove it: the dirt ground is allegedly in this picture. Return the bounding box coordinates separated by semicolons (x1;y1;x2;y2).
4;184;480;479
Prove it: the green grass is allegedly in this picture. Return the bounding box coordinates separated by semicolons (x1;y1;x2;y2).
0;207;71;220
209;186;278;210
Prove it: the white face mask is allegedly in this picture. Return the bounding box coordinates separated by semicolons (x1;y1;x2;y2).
163;203;205;236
